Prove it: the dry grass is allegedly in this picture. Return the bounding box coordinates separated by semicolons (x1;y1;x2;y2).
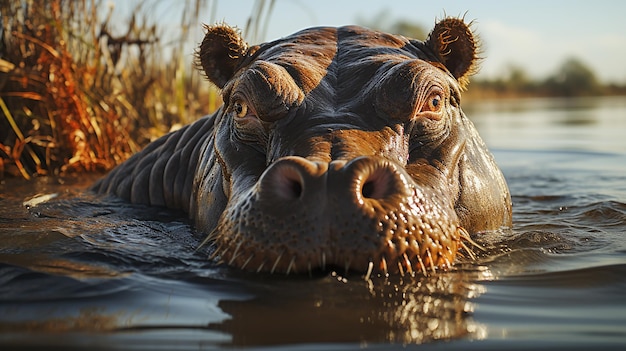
0;0;222;179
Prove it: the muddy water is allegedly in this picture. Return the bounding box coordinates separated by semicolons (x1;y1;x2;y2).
1;96;625;350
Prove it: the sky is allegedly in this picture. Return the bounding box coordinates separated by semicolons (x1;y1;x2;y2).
117;0;626;84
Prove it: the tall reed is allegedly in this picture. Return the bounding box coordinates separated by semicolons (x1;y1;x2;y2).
0;0;222;179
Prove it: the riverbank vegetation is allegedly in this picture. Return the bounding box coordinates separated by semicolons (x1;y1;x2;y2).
1;1;624;179
466;58;626;100
0;0;218;179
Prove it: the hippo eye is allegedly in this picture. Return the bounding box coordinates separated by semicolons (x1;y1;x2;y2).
420;93;442;113
233;101;248;118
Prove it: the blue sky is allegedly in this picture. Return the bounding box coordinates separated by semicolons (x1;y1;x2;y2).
118;0;626;84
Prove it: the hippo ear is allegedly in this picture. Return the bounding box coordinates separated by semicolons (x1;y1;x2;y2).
196;24;248;89
425;17;479;89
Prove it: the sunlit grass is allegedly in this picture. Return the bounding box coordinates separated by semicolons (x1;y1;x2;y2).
0;0;222;179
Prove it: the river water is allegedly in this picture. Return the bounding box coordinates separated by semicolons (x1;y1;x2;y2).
1;96;625;350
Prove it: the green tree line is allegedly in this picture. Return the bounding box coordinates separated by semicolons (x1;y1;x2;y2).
468;58;626;99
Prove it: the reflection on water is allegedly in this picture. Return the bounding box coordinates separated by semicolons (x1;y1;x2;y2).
1;96;626;349
465;96;626;154
208;270;492;346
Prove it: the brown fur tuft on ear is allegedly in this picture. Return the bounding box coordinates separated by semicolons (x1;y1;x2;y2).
195;24;248;89
425;17;480;90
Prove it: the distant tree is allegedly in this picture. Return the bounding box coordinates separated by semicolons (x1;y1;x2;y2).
501;64;535;94
469;64;537;97
543;57;601;96
389;20;427;40
507;65;529;88
357;10;426;40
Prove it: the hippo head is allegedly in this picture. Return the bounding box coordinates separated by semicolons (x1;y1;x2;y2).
193;18;511;276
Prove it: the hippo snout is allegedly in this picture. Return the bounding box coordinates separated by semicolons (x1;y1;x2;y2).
212;156;465;276
258;156;410;210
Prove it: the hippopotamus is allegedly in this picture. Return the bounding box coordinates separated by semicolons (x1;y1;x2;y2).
92;17;512;276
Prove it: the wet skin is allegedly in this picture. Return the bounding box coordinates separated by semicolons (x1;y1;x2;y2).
92;18;512;276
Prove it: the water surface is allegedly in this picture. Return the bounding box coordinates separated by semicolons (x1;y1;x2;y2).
1;96;625;350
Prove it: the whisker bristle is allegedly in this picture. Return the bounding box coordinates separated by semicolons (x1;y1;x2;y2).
426;249;436;274
209;243;226;261
444;256;452;269
403;253;414;275
241;253;254;270
415;253;427;275
286;256;296;275
459;241;477;260
228;241;243;265
397;261;405;276
196;229;217;251
381;256;388;276
458;227;484;260
364;261;374;281
208;249;219;261
270;252;283;274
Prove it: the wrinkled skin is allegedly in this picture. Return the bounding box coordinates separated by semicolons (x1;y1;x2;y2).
92;18;512;276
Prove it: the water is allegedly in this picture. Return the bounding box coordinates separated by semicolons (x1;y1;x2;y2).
1;96;626;350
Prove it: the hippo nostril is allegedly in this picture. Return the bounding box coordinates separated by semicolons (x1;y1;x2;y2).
362;181;375;198
360;167;393;200
286;177;303;199
259;157;329;204
274;167;304;200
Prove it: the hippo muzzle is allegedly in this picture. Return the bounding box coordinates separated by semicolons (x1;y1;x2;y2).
212;155;463;275
93;17;512;276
